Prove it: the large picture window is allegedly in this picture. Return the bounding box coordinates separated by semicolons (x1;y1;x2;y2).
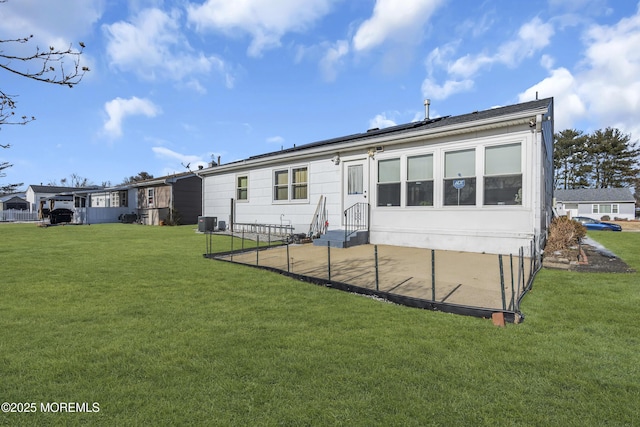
592;204;618;214
484;143;522;205
407;154;434;206
273;166;308;202
444;149;476;206
377;158;401;206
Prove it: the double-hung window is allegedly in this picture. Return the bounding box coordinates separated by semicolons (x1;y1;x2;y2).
377;159;401;206
273;166;308;202
292;167;308;200
484;143;522;205
147;188;155;207
407;154;434;206
237;175;248;201
444;149;476;206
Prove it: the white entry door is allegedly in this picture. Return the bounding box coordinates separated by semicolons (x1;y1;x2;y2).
342;159;369;221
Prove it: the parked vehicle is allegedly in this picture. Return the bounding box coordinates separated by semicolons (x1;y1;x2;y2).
49;208;74;224
572;216;622;231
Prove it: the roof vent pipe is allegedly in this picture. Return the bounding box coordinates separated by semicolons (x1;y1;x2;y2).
424;99;430;120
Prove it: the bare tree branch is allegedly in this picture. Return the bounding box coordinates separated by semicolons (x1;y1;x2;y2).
0;35;89;127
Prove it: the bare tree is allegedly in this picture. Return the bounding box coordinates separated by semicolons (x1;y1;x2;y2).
1;36;89;134
0;0;89;191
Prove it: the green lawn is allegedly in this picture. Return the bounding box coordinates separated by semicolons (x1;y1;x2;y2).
1;223;638;426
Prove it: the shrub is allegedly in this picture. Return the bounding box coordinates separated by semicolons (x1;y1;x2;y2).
546;216;587;252
601;215;611;221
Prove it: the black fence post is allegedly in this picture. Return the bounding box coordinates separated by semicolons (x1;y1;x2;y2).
327;241;331;282
510;254;515;311
230;229;234;262
374;245;379;291
256;235;259;266
286;242;290;273
242;229;245;251
431;249;436;301
499;254;506;311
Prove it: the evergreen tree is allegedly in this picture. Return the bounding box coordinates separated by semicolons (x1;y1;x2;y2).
586;127;640;188
553;129;590;189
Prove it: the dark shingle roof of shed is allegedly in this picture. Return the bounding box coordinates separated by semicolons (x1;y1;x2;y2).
554;188;635;202
246;98;552;161
28;185;99;193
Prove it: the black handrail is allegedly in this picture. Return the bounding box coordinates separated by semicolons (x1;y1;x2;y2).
344;202;369;244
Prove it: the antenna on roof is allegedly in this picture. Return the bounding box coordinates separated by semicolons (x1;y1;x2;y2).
424;99;431;120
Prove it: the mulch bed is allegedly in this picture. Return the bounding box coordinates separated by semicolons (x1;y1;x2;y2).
543;244;635;273
574;246;635;273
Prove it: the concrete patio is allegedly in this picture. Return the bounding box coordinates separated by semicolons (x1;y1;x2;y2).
211;242;534;317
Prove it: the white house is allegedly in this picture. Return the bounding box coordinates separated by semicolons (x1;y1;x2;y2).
554;188;636;220
200;98;554;256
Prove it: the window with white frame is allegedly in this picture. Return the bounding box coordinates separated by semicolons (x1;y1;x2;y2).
377;158;401;206
444;149;476;206
407;154;434;206
292;167;308;200
592;204;618;214
237;175;248;201
273;166;308;202
484;143;522;205
147;188;155;207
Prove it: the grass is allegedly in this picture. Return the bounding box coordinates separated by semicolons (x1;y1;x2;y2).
0;223;639;426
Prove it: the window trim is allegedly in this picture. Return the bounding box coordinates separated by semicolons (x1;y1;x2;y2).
377;158;401;207
272;165;309;203
443;148;477;206
483;143;523;206
406;154;434;207
592;204;619;215
147;188;155;207
236;174;249;202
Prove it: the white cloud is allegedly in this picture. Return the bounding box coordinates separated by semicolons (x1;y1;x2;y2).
520;5;640;139
0;0;101;79
266;136;285;145
352;0;444;52
152;147;208;170
421;77;474;100
187;0;335;57
423;17;554;100
518;67;586;131
448;17;554;78
103;96;160;138
368;113;397;130
104;8;232;86
0;0;103;41
320;40;350;82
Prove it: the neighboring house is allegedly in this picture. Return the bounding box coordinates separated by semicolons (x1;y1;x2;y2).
25;185;100;217
554;188;636;220
0;193;28;210
132;173;202;225
70;186;137;224
200;98;554;256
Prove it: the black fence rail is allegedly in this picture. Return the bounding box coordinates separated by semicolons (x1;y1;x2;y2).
204;233;543;323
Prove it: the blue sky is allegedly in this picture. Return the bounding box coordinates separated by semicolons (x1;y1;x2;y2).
1;0;639;189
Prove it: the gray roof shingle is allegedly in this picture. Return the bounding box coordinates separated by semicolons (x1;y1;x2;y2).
554;188;635;202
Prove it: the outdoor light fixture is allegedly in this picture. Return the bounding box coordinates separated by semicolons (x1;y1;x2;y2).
332;155;340;165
